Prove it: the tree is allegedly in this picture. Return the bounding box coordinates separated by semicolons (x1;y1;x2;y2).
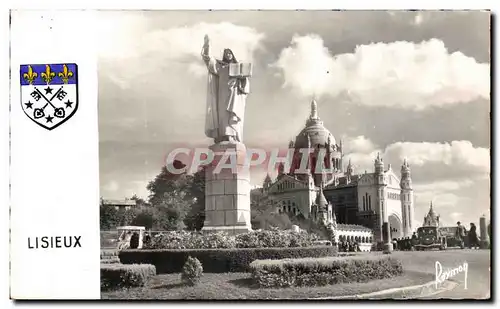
116;207;138;226
250;190;294;230
146;161;192;230
250;187;266;222
131;208;155;230
184;168;206;231
147;161;190;207
145;160;210;231
289;214;329;240
130;194;149;208
100;204;119;230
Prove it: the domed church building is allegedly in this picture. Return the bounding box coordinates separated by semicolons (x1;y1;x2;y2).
264;99;416;243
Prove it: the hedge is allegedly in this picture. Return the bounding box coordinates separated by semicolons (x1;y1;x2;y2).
146;229;319;250
100;257;120;264
100;264;156;291
249;255;403;288
101;250;118;258
119;246;337;273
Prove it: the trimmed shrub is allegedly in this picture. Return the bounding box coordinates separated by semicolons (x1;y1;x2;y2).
100;249;118;258
120;246;337;273
236;228;318;248
101;260;120;264
146;228;318;250
100;264;156;291
101;256;121;264
181;256;203;286
249;255;403;288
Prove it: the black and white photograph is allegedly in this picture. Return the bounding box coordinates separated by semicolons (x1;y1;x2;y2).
83;10;491;300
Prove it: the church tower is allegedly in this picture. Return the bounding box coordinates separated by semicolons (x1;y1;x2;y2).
400;158;414;236
374;153;387;242
346;158;354;184
263;173;272;193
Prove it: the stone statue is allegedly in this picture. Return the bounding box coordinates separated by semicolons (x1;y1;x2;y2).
201;34;251;143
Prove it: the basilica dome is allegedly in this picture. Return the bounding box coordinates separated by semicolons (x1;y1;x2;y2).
294;100;336;150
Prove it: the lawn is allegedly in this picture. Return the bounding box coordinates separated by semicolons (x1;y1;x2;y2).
101;271;434;300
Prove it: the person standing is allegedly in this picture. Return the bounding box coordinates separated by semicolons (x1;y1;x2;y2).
130;232;140;249
468;223;479;249
455;221;466;249
143;232;151;247
411;232;418;250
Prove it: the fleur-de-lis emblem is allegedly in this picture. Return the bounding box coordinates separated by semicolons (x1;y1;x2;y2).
41;64;56;84
58;64;74;84
23;65;38;85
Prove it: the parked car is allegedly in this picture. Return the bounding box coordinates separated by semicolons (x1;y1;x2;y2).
414;226;447;251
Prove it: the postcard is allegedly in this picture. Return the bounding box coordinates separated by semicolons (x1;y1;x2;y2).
9;9;491;300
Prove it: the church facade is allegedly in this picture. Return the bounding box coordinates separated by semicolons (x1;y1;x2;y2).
264;100;416;242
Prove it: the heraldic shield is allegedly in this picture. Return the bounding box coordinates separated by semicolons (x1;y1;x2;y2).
20;63;78;130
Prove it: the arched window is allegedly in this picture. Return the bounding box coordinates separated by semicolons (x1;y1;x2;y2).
363;196;366;211
368;196;371;210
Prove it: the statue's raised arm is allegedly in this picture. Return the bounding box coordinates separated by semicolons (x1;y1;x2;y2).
201;34;218;75
201;34;210;63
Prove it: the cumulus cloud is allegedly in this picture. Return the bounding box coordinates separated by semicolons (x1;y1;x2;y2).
343;137;489;179
100;21;265;90
412;179;474;192
384;140;490;176
273;36;489;109
143;22;265;64
344;135;378;154
340;136;490;227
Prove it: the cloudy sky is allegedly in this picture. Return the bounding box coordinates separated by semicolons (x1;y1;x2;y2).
98;10;490;227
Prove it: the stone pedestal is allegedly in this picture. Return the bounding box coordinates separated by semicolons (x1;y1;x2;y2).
202;142;252;235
